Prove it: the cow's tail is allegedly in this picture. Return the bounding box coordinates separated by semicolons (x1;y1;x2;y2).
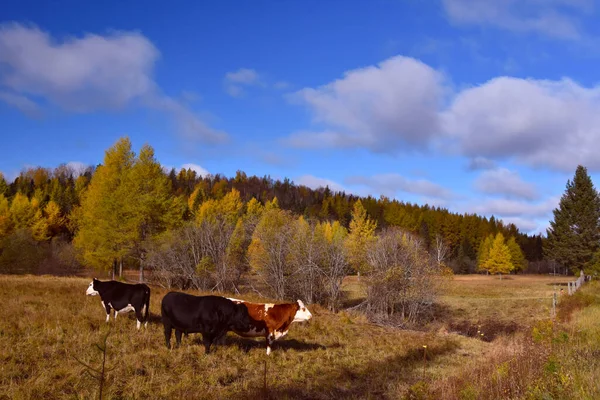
143;285;151;323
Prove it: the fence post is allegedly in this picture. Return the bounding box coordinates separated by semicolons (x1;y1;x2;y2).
552;292;557;318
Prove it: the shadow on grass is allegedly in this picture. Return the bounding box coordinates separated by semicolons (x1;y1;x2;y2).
223;336;330;353
235;338;459;400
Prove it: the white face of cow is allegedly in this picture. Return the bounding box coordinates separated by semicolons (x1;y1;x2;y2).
293;300;312;323
86;280;99;296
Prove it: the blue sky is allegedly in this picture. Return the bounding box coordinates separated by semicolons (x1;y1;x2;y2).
2;0;600;235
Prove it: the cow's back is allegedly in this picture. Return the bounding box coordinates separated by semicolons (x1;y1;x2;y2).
102;281;146;309
161;292;237;334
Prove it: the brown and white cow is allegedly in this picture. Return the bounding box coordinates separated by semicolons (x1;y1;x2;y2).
222;298;312;355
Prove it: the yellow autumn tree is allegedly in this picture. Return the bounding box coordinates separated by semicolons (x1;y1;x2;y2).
0;195;12;238
345;200;377;276
10;193;37;229
73;137;137;275
248;203;294;299
195;189;244;291
481;233;514;279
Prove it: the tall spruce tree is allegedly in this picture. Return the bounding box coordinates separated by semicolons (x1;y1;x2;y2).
545;165;600;274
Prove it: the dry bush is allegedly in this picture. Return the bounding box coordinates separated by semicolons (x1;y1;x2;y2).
364;228;443;327
145;225;213;290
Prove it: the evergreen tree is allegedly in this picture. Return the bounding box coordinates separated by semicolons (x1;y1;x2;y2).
545;165;600;274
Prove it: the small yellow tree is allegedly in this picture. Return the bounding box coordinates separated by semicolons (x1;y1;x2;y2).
345;200;377;276
482;233;514;279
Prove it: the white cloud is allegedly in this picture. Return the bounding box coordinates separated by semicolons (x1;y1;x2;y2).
149;96;227;144
474;168;538;200
0;91;40;116
224;68;261;97
66;161;88;176
180;163;209;177
467;196;559;218
444;76;600;172
295;175;345;192
274;81;290;90
442;0;592;39
225;68;260;84
345;173;454;200
467;156;497;171
0;23;226;144
287;54;600;173
286;56;445;152
284;130;360;149
499;216;541;233
0;23;157;111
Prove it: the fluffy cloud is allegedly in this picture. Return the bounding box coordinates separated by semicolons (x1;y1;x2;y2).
499;216;541;234
66;161;89;176
442;0;591;39
0;23;157;110
288;54;600;173
180;163;210;177
287;56;445;152
0;23;226;144
224;68;261;97
467;156;497;171
345;173;454;200
467;196;559;218
295;175;345;192
474;168;538;200
444;76;600;172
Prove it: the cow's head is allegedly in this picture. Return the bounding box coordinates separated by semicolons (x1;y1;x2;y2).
230;303;252;332
293;300;312;323
86;279;100;296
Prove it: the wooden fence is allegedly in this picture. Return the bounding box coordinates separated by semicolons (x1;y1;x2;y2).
552;270;592;318
567;270;591;295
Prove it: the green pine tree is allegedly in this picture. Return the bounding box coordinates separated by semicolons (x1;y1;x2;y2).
545;165;600;274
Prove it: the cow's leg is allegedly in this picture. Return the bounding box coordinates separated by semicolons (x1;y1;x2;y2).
214;330;227;345
101;301;111;323
114;310;118;320
266;333;275;356
135;308;144;330
175;330;183;348
202;333;214;354
164;323;173;349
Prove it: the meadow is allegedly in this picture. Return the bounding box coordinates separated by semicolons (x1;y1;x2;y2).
1;273;598;399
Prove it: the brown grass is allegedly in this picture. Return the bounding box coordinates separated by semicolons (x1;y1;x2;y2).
1;274;597;399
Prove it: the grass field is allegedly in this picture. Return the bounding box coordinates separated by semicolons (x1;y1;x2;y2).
0;273;597;399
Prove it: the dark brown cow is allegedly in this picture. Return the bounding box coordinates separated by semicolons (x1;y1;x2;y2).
223;298;312;355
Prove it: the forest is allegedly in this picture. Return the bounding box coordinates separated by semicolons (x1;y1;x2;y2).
0;138;551;280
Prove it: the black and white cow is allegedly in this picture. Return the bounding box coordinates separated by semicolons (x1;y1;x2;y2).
86;278;151;330
161;292;251;354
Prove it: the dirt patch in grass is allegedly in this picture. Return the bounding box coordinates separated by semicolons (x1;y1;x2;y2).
448;319;521;342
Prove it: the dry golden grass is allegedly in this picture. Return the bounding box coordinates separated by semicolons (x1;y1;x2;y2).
0;275;462;399
1;274;597;399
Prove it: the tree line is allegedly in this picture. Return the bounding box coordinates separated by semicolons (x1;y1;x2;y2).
6;137;596;324
0;137;544;275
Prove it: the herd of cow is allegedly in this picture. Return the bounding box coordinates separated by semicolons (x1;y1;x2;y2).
85;278;313;355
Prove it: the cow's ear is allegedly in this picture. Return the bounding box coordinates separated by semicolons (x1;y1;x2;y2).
297;299;305;307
